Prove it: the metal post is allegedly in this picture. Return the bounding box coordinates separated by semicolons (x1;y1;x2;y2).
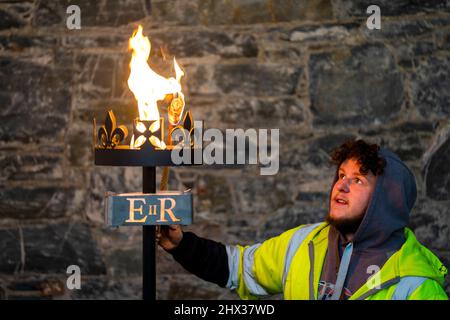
142;166;156;300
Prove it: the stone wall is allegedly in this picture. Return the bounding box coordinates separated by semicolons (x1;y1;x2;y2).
0;0;449;299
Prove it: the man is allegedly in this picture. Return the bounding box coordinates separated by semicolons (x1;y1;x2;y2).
157;140;448;300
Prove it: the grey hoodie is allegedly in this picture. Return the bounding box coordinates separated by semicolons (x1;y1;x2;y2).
318;149;417;300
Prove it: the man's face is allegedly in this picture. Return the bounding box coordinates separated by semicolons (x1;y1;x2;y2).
328;158;378;233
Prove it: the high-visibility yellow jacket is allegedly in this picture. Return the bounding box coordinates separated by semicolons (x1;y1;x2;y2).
226;222;448;300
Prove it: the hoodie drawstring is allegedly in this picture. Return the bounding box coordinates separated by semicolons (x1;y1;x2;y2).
330;242;353;300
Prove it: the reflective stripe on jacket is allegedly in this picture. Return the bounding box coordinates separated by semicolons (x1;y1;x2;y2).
226;223;448;300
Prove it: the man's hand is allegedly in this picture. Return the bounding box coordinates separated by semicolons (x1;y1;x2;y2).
156;225;183;250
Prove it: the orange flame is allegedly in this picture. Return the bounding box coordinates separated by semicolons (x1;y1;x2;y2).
127;25;184;121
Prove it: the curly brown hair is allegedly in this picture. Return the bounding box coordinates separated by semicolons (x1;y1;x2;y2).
330;139;386;176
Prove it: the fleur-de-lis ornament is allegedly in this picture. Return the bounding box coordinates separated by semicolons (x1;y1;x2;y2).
170;110;196;147
98;110;128;148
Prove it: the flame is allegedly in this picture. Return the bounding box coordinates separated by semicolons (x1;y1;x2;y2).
127;25;184;121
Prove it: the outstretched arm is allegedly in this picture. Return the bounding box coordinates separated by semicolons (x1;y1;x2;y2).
157;226;229;287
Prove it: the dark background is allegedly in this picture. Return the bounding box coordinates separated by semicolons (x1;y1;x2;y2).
0;0;448;299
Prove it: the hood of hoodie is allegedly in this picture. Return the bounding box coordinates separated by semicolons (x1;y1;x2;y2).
350;148;417;250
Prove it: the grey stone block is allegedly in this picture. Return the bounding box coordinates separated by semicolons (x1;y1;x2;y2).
0;58;72;143
362;19;432;40
289;23;360;42
33;0;149;27
0;153;64;182
410;198;450;250
332;0;449;19
214;63;301;96
22;222;106;274
69;277;141;299
150;0;333;26
148;31;258;58
309;43;403;126
411;56;450;117
424;137;450;200
0;35;57;51
0;229;21;273
262;201;328;240
0;9;25;30
0;186;86;220
218;97;306;128
104;247;142;277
